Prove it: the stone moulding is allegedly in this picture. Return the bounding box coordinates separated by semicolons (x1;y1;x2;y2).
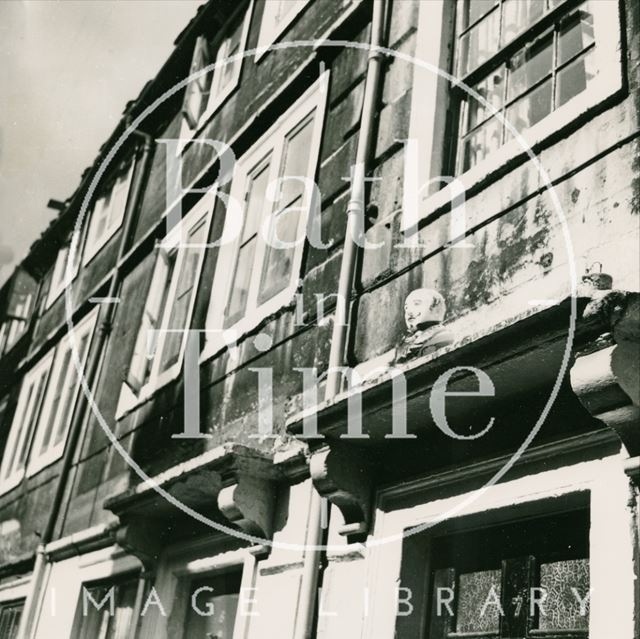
104;443;282;566
287;293;640;537
309;443;374;541
571;290;640;482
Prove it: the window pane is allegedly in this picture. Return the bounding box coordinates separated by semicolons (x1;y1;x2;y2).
558;3;595;65
460;116;502;172
538;558;590;631
159;219;208;372
459;9;500;76
557;49;596;106
225;237;257;326
16;372;47;470
184;573;241;639
74;577;138;639
0;601;24;639
259;202;301;303
105;578;137;639
278;116;314;208
502;0;545;45
466;67;504;132
220;19;244;89
39;346;72;452
505;78;552;134
456;570;502;634
242;161;272;243
462;0;497;30
507;35;553;101
53;333;90;447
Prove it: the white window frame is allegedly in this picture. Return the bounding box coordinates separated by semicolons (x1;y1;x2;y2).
403;0;623;233
0;309;98;495
45;242;81;309
35;544;141;639
142;536;261;639
82;158;136;265
255;0;310;61
2;292;33;351
363;454;636;639
116;191;215;417
202;73;328;361
179;2;254;142
26;309;98;477
0;350;53;495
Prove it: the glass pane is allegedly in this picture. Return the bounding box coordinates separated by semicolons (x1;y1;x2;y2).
159;220;208;371
225;237;257;326
466;67;505;132
558;3;595;65
16;373;47;469
0;601;24;639
505;78;552;134
242;161;271;243
502;0;545;45
160;294;190;371
39;346;73;452
557;49;597;106
259;203;301;303
462;0;497;30
456;570;502;634
459;9;500;76
184;573;241;639
460;116;502;172
106;579;138;639
220;20;244;88
278;116;314;208
538;558;590;631
507;35;553;100
91;199;109;242
53;333;90;447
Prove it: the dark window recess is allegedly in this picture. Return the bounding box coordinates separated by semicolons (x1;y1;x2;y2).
427;510;590;639
0;600;24;639
72;573;139;639
184;571;242;639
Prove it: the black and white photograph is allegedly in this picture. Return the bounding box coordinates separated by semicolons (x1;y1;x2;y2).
0;1;638;638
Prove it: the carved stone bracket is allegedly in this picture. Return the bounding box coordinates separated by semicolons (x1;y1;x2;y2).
218;474;276;539
115;517;166;569
571;291;640;468
105;444;281;556
309;443;374;541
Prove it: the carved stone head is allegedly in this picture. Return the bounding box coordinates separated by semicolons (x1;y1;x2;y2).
404;288;446;333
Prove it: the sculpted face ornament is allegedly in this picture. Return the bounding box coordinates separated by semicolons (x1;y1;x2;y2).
404;288;446;333
395;288;454;363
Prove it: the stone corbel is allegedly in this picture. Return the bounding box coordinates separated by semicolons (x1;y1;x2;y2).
309;442;374;541
571;291;640;479
218;474;276;539
115;516;166;569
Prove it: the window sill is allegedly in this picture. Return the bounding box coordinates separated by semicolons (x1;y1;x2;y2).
25;445;64;479
115;359;183;421
200;284;296;366
0;471;24;498
45;269;80;311
254;0;311;63
82;224;121;268
177;81;241;155
410;75;624;236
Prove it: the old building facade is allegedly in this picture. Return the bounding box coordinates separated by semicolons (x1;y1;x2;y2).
0;1;639;638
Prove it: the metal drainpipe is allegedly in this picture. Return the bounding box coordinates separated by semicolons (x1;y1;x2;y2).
17;128;154;639
293;3;388;638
